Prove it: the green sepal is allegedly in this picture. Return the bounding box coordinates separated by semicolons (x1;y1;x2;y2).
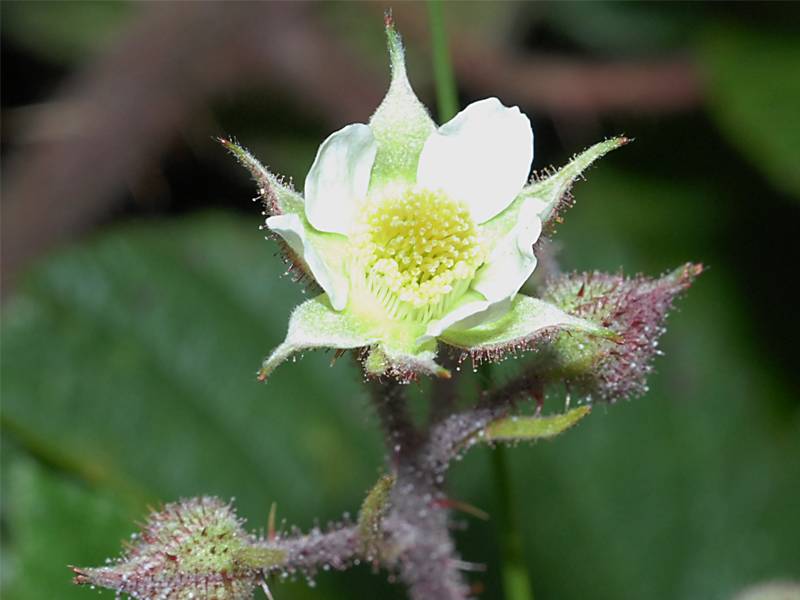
258;294;375;381
482;406;591;443
357;474;395;560
235;546;287;570
220;137;352;304
364;343;451;383
481;137;628;245
531;137;629;230
218;137;305;216
368;17;435;187
440;294;613;362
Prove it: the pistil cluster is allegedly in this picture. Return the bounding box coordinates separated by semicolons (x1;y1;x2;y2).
352;188;485;322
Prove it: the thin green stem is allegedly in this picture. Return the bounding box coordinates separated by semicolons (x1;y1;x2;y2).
478;366;535;600
490;446;535;600
427;0;458;122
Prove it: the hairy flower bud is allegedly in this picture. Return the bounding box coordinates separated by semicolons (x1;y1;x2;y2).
72;497;282;600
536;263;703;402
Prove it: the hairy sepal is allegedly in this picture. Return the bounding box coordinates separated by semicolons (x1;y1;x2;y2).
357;474;396;561
363;344;451;384
220;137;333;287
258;294;376;381
482;406;591;444
266;213;350;309
538;263;703;402
72;497;280;600
441;294;611;366
507;137;631;241
218;137;304;217
368;15;435;187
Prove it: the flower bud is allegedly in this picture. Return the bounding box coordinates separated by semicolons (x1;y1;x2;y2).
72;497;283;599
536;263;703;402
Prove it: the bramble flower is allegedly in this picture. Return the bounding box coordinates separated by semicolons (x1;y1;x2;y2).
223;19;626;382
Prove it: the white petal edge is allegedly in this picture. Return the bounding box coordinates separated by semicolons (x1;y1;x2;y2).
418;293;512;344
266;214;349;311
416;98;533;224
471;199;543;303
304;123;377;234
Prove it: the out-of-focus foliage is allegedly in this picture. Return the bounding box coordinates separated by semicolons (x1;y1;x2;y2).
544;1;696;55
0;215;392;600
2;2;799;600
2;450;133;600
1;0;133;64
701;25;800;198
451;166;800;600
3;209;799;600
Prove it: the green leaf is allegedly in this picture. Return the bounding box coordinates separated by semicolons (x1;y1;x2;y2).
1;0;133;64
259;294;375;381
447;259;800;600
1;212;387;600
3;457;136;600
483;406;592;443
545;2;694;56
702;25;800;198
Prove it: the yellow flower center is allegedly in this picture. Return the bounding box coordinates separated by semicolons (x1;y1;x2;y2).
352;188;485;322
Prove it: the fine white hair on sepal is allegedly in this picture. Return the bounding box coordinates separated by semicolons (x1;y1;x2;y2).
266;214;349;311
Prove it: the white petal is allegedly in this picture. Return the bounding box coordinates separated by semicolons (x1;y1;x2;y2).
418;292;512;343
416;98;533;224
471;200;543;304
304;123;377;234
267;214;349;310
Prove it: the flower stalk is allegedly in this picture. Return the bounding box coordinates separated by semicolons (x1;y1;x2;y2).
491;446;535;600
480;364;535;600
427;0;459;122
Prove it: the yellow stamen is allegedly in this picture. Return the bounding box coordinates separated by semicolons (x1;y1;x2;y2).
352;188;484;322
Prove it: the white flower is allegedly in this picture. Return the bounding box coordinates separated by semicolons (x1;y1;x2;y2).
223;22;625;382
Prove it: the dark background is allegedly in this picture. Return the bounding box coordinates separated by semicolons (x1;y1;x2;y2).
2;2;799;599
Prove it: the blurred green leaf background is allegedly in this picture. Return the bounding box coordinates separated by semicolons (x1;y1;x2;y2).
2;2;799;600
